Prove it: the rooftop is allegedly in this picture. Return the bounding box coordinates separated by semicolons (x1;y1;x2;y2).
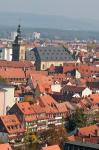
26;46;74;61
0;143;12;150
42;145;61;150
0;60;34;68
65;141;99;149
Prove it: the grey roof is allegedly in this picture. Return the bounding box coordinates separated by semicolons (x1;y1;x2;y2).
26;49;36;61
0;84;14;89
65;141;99;149
26;46;74;61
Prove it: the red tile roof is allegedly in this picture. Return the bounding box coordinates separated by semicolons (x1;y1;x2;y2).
0;60;34;69
42;145;61;150
0;114;24;134
78;125;99;136
39;95;58;107
39;95;68;114
30;73;53;89
15;95;68;120
68;135;76;142
62;85;86;93
56;102;68;113
90;94;99;105
0;68;25;79
16;102;35;115
25;115;37;122
0;143;12;150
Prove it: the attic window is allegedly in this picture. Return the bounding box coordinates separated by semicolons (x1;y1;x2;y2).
7;126;11;130
12;119;16;123
22;108;25;111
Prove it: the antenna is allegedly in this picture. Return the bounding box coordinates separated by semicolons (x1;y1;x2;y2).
18;17;22;26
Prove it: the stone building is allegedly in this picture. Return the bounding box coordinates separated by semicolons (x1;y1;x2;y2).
12;25;26;61
26;46;74;70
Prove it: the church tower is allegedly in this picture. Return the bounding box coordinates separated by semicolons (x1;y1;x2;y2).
12;25;26;61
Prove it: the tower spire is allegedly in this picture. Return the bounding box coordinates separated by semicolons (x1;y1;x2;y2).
14;24;22;44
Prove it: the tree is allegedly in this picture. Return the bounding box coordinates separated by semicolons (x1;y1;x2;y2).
23;96;33;102
0;138;4;144
40;125;68;148
24;131;38;145
67;109;88;132
0;76;8;84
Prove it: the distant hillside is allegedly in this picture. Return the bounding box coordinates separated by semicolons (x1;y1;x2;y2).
0;13;99;31
0;26;99;41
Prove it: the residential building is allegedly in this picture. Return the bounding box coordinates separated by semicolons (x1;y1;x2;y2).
0;84;14;114
0;60;35;70
61;85;92;98
33;32;41;40
9;95;68;131
8;102;47;132
0;88;7;115
0;47;12;61
0;68;26;85
0;115;24;143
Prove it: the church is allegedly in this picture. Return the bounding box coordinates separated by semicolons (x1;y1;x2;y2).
26;46;74;70
12;25;26;61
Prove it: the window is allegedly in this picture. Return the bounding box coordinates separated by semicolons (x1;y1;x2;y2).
42;64;45;69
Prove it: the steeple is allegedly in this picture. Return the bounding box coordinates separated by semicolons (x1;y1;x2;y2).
12;24;26;61
14;24;22;44
17;24;21;36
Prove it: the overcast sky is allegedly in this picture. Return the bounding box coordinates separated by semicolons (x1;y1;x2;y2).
0;0;99;20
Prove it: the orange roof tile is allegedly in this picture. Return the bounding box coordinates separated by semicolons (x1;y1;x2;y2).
0;143;12;150
78;125;99;136
0;68;25;79
42;145;61;150
25;115;37;122
56;102;68;113
68;135;76;142
0;115;20;126
30;73;53;89
90;94;99;104
39;95;58;107
0;114;24;134
17;102;35;115
0;60;34;69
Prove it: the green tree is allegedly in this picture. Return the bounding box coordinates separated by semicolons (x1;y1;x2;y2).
24;131;38;145
0;138;4;144
67;109;88;132
0;76;8;84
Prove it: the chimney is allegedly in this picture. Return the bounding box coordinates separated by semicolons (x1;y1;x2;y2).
89;134;91;138
82;138;85;142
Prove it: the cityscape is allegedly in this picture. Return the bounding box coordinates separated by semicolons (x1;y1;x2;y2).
0;0;99;150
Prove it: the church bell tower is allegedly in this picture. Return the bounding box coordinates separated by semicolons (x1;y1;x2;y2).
12;25;26;61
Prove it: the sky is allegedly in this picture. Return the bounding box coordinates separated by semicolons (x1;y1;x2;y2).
0;0;99;20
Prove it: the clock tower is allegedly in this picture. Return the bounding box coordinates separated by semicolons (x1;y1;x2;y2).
12;25;26;61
